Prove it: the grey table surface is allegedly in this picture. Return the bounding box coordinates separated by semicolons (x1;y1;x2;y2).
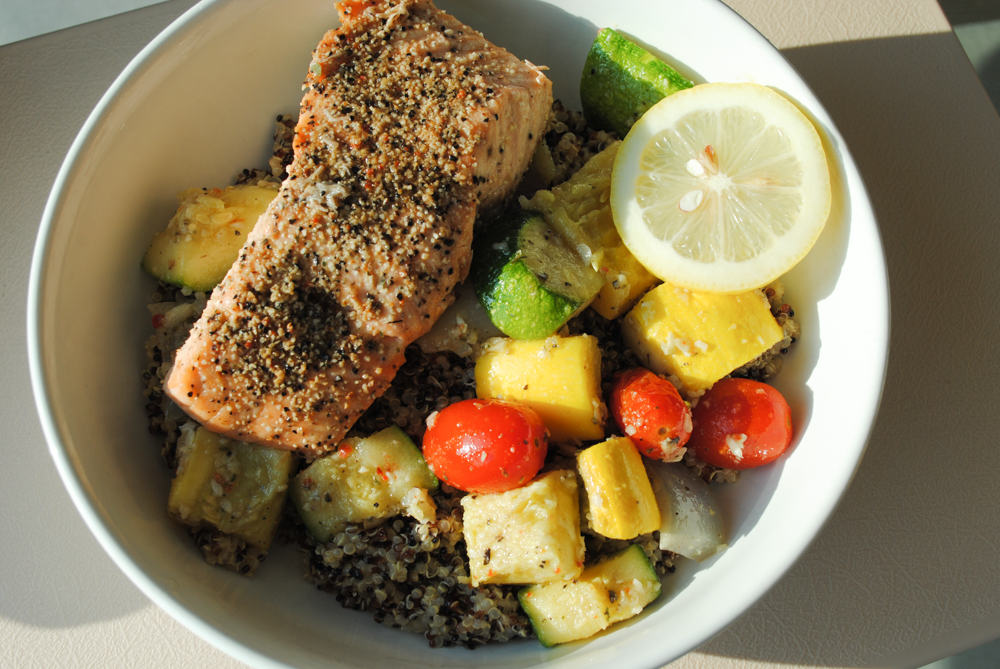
3;0;1000;667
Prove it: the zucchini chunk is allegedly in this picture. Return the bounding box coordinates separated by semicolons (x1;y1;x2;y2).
522;142;658;319
168;423;293;551
519;544;662;647
290;426;438;543
142;183;278;292
472;210;603;340
580;28;694;138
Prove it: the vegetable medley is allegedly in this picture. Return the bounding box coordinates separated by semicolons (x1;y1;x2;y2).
141;25;825;649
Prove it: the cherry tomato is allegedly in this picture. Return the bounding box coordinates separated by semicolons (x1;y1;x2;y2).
421;398;548;494
610;368;692;461
688;378;793;470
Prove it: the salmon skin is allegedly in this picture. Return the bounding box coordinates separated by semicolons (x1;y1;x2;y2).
164;0;552;454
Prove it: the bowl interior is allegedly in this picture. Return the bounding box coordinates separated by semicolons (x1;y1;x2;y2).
29;0;888;667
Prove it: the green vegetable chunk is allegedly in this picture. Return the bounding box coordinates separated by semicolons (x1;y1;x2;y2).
142;183;278;292
290;426;438;543
580;28;694;138
167;424;293;550
518;544;661;647
472;210;603;340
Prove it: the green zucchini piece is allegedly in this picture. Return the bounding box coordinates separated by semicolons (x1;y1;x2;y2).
290;425;438;543
142;183;278;292
585;544;661;624
472;210;603;340
518;544;661;646
580;28;694;138
167;423;294;550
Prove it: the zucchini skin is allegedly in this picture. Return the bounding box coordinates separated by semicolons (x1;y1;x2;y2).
472;210;595;340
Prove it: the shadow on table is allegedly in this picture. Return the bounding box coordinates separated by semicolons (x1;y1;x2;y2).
679;30;1000;668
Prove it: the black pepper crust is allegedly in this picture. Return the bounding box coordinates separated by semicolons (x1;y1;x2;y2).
164;0;551;455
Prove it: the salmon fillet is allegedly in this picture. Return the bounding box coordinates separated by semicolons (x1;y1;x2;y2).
164;0;552;454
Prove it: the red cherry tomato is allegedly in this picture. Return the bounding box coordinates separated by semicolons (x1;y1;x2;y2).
421;398;548;494
688;378;793;470
610;368;692;461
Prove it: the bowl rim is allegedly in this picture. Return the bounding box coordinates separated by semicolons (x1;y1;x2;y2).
26;0;891;667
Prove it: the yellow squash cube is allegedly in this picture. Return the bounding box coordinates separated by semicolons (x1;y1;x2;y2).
475;335;605;443
621;283;784;392
461;470;585;586
522;142;657;319
577;437;661;540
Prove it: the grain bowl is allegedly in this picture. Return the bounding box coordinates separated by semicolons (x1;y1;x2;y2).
28;0;888;667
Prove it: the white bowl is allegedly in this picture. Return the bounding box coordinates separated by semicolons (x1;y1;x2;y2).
28;0;889;667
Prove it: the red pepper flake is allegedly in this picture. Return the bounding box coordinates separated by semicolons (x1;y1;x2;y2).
376;467;389;482
456;90;466;99
151;313;166;329
337;444;353;458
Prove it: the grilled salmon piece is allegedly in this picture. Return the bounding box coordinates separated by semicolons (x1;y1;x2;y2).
164;0;551;454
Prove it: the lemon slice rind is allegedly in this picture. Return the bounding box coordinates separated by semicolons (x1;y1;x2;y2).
611;82;832;294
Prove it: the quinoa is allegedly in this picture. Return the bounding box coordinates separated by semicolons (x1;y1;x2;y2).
297;502;530;648
543;100;619;187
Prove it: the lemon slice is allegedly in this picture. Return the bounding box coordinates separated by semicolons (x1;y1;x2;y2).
611;82;831;293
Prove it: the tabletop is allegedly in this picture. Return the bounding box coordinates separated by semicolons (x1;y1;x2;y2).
2;0;999;667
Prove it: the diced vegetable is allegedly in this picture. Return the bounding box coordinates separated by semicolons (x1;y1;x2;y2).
522;141;657;319
461;470;585;586
646;460;727;562
688;378;793;469
610;367;692;461
168;423;293;550
583;544;662;623
475;335;606;443
621;283;784;392
518;544;661;646
579;28;694;138
519;581;610;647
290;426;438;543
577;436;660;540
472;210;604;340
142;183;279;292
422;398;548;494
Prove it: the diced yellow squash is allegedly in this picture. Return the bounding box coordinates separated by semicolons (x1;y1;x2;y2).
577;437;660;540
475;335;605;443
621;283;784;392
168;424;293;550
461;470;585;586
522;141;658;319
